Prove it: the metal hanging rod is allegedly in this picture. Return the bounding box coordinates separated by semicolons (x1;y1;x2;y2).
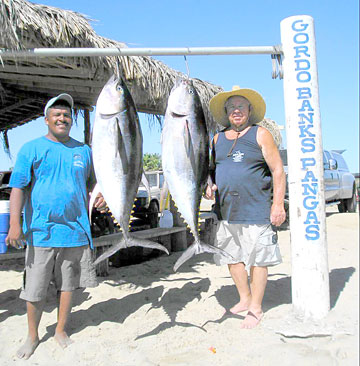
0;45;283;58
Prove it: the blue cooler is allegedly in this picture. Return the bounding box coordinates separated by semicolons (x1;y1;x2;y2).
0;200;10;254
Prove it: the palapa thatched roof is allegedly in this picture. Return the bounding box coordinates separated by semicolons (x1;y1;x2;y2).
0;0;281;148
0;0;223;136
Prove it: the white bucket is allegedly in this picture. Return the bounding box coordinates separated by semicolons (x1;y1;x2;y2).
159;210;173;228
0;200;10;213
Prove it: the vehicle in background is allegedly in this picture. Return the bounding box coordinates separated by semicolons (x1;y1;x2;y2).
0;171;11;200
134;170;163;228
323;150;357;212
0;170;163;238
279;149;357;216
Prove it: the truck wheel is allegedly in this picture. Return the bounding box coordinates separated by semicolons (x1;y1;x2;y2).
338;200;347;213
345;189;357;213
148;201;159;228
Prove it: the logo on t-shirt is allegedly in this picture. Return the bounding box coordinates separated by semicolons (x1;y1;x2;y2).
73;154;85;168
232;150;245;162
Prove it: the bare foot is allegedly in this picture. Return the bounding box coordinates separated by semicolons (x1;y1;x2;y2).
54;331;73;349
240;310;263;329
230;301;250;314
16;336;39;359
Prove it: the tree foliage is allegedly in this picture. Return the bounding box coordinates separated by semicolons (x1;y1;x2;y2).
143;153;162;171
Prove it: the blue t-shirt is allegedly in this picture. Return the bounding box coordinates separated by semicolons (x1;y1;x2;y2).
9;136;94;248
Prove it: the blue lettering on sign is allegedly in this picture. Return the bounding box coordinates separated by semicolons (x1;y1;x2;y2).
296;87;312;99
299;124;315;138
303;196;319;210
298;112;314;125
305;225;320;240
294;45;310;58
302;182;318;195
292;18;320;241
292;20;309;32
300;157;316;169
301;138;316;153
304;211;320;225
295;59;311;70
302;170;318;182
298;100;314;112
297;71;311;82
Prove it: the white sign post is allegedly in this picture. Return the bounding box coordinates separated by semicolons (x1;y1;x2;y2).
280;15;330;319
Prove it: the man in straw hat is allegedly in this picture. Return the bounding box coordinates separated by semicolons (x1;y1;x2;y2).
6;93;107;358
205;86;286;328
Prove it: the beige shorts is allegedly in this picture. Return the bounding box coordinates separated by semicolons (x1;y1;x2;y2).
20;245;97;302
214;221;282;271
79;245;98;289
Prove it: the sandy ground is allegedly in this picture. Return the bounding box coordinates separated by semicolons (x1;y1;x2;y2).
0;207;358;366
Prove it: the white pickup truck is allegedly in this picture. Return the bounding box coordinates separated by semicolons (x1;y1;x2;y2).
280;149;357;214
135;170;163;228
323;150;357;212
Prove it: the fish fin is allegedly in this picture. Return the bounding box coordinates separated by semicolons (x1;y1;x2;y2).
115;118;129;174
92;239;127;266
159;180;169;212
173;240;234;272
88;183;101;224
183;119;191;156
127;237;169;255
141;171;151;205
184;119;197;173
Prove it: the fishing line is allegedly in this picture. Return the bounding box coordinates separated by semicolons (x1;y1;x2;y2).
184;55;190;78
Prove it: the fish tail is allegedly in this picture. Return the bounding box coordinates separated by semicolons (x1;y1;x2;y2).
173;242;198;272
173;240;234;272
92;238;127;266
127;237;169;255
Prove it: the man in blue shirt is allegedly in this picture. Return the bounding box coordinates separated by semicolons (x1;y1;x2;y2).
6;93;106;359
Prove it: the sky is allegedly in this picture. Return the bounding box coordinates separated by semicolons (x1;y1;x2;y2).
0;0;358;173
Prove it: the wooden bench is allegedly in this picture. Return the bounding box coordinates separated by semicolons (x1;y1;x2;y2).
0;249;26;261
93;226;187;276
0;216;218;277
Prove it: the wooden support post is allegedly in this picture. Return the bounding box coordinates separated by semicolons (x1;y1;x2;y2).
158;234;171;253
84;109;91;146
92;246;109;277
170;197;187;251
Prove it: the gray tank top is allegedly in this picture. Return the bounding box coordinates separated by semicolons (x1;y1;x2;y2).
213;125;272;224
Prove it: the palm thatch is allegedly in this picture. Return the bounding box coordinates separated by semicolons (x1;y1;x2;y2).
0;0;281;146
258;118;282;147
0;0;223;134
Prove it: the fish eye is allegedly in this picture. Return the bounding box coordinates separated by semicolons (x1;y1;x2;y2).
188;88;194;94
116;84;123;93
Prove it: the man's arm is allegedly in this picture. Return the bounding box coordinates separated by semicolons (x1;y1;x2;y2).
5;188;26;249
87;163;108;213
257;127;286;227
205;134;219;200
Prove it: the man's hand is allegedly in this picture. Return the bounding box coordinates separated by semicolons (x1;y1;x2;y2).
204;184;218;200
5;223;26;249
93;192;108;213
270;203;286;227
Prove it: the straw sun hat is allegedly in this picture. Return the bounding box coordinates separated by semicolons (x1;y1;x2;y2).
209;86;266;127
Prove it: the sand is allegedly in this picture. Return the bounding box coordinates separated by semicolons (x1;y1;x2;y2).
0;207;358;366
